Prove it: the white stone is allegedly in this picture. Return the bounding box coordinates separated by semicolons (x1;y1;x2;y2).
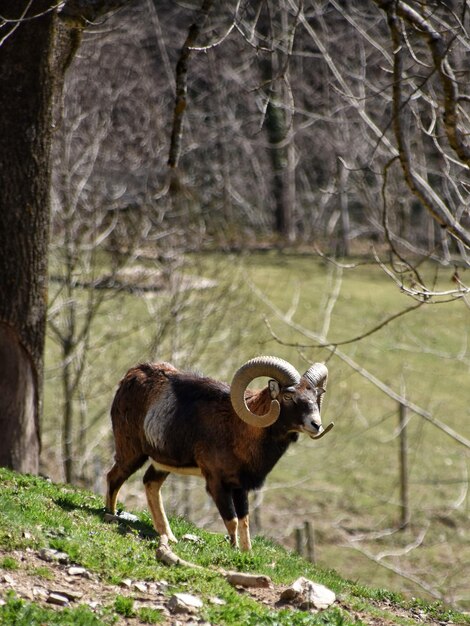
39;548;69;564
182;533;203;544
208;596;226;606
1;574;15;585
67;566;88;577
169;593;203;614
280;577;335;610
54;588;84;601
47;592;70;606
88;601;100;609
32;586;49;599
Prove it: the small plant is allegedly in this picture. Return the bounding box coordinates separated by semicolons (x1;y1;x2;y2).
29;565;55;581
0;556;19;571
137;606;165;624
113;594;135;617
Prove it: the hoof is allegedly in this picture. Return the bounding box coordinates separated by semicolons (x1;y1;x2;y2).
160;533;178;546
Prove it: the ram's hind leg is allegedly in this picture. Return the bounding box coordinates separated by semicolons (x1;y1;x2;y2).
106;455;147;513
143;465;177;544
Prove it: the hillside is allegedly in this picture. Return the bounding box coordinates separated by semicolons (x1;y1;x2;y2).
0;469;468;626
43;251;470;606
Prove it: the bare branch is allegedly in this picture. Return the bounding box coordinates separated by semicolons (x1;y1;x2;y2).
264;299;424;349
373;0;470;249
168;0;214;169
250;280;470;451
59;0;134;26
342;528;446;603
394;0;470;166
374;251;470;301
187;0;241;52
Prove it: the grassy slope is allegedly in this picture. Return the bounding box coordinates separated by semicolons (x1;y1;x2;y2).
42;251;470;607
0;468;469;626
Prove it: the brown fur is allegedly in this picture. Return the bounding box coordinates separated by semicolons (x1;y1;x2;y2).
106;361;326;550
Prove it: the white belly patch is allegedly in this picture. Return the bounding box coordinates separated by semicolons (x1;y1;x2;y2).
151;459;202;477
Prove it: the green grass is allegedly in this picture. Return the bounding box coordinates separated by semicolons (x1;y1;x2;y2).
42;250;470;609
0;468;469;625
0;593;116;626
28;565;55;580
136;606;164;624
0;557;19;571
113;594;135;617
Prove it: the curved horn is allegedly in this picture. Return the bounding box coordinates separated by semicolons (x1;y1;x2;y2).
303;363;328;408
230;356;301;428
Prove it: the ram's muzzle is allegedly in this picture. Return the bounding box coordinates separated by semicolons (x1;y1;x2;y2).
309;421;334;439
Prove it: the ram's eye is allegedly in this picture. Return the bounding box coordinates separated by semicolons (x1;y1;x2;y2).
283;393;294;402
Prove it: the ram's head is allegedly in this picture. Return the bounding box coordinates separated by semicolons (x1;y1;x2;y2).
230;356;334;438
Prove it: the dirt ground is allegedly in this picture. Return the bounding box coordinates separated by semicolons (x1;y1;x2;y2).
0;548;455;625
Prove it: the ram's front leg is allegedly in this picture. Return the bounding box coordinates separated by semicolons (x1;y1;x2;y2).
205;476;239;548
233;488;251;551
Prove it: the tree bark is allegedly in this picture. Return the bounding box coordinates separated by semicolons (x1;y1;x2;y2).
265;98;295;242
0;326;38;472
0;1;76;473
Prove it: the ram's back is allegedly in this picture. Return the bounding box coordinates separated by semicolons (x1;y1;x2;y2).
110;363;236;462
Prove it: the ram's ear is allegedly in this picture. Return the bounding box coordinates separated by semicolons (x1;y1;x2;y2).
268;379;280;399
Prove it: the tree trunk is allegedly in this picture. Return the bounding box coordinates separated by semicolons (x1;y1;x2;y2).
258;4;295;243
0;327;38;473
0;2;75;473
265;98;295;242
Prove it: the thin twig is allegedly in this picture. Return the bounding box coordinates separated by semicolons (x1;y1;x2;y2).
342;535;444;602
264;299;424;349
